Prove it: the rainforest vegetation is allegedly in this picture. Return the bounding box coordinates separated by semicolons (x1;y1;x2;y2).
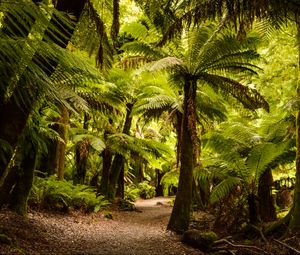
1;0;300;254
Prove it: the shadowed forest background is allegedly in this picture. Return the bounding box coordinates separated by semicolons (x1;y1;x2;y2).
1;0;300;254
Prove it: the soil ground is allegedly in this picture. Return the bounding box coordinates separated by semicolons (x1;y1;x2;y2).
0;197;203;255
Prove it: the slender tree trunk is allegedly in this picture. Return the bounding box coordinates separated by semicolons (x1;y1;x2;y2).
73;113;90;185
74;138;90;184
116;165;124;199
56;107;69;180
98;126;113;195
107;154;125;200
107;103;133;200
175;111;183;168
167;80;197;233
0;147;22;208
258;168;277;222
111;0;120;50
9;141;37;216
155;169;164;197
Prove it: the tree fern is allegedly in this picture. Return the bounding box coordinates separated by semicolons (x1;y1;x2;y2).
210;176;242;205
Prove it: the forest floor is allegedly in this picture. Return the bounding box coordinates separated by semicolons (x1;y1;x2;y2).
0;197;203;255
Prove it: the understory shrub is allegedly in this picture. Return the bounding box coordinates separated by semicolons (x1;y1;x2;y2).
29;176;110;212
124;181;156;202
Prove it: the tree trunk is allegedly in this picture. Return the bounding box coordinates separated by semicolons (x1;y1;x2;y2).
98;147;113;195
0;147;22;208
248;192;261;225
107;154;124;200
155;169;164;197
74;138;90;184
258;168;277;222
116;165;124;199
167;80;197;233
107;103;133;200
73;113;90;185
56;107;69;180
9;141;37;216
175;111;183;168
111;0;120;50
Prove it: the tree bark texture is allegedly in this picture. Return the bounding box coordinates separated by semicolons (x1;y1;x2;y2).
73;114;90;185
167;80;196;233
258;168;277;222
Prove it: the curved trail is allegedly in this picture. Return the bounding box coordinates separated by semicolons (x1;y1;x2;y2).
0;197;203;255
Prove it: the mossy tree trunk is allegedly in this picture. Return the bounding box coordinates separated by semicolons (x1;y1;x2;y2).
167;79;197;233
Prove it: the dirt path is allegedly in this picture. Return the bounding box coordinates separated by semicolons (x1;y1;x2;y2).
0;197;203;255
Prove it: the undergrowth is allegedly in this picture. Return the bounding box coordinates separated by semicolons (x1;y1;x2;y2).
124;181;156;202
29;176;110;212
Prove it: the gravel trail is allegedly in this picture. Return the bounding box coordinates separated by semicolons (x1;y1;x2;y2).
0;197;203;255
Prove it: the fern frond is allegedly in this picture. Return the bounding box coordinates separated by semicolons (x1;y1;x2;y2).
210;176;242;204
246;141;291;182
201;73;269;112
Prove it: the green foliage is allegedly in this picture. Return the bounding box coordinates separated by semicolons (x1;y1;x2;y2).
161;169;178;196
124;181;156;201
29;176;109;212
137;181;156;199
124;184;140;202
200;116;294;205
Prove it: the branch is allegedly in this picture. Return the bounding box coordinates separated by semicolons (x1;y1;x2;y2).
214;239;271;255
274;239;300;254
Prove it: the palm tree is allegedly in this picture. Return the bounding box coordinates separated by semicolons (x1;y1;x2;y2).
134;25;269;233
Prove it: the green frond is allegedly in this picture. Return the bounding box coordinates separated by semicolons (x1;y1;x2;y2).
70;128;106;153
246;141;291;182
75;1;114;72
157;0;300;46
107;133;173;164
121;21;148;40
196;90;227;123
121;41;165;60
76;90;120;114
201;73;269;112
221;122;261;146
210;176;242;204
149;56;184;72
